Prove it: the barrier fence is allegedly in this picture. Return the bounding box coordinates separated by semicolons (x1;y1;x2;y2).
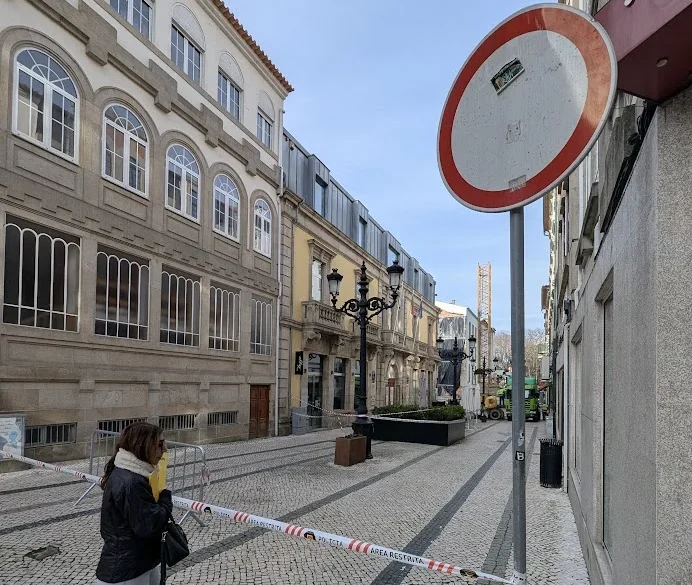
1;450;512;584
74;429;208;526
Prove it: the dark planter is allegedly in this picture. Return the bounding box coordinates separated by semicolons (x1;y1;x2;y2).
372;417;466;446
334;435;367;466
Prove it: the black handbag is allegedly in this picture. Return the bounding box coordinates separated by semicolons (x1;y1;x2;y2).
159;513;189;584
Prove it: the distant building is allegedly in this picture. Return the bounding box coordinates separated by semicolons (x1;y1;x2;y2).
435;301;479;410
279;132;440;434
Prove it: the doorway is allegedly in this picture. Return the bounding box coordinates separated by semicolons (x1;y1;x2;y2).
307;354;323;429
249;385;269;439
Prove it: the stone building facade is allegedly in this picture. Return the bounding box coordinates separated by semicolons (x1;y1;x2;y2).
543;2;692;583
0;0;291;461
278;132;440;435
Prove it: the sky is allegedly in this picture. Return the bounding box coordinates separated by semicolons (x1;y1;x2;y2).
231;0;552;331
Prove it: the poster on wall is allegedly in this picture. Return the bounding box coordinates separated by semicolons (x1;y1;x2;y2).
0;415;26;457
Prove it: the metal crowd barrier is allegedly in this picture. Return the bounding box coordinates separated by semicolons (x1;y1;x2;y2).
75;429;209;526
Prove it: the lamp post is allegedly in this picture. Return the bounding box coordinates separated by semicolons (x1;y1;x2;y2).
474;356;500;416
327;259;403;459
436;335;475;405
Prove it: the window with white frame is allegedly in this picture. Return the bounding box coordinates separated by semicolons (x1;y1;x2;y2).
170;25;202;83
95;249;149;340
14;48;78;159
256;110;272;148
213;175;240;240
209;284;240;351
217;71;241;120
253;199;271;257
311;260;323;301
166;144;200;221
250;297;272;355
109;0;152;38
3;218;80;332
103;105;148;195
160;269;200;346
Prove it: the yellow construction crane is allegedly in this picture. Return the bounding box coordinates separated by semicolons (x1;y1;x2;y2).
477;263;491;366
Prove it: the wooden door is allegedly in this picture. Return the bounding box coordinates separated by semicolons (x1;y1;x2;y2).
249;385;270;439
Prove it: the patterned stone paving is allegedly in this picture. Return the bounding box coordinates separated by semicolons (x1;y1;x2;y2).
0;420;589;584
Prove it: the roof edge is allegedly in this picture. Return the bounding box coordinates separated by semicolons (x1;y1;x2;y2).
211;0;294;94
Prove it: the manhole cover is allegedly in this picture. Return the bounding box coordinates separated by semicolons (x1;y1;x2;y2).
25;545;60;561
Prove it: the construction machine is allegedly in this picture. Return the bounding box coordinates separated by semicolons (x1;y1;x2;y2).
504;375;541;422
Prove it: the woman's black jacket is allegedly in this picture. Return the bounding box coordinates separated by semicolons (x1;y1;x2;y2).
96;467;173;583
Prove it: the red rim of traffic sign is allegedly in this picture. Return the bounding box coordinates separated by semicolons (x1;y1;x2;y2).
437;3;617;213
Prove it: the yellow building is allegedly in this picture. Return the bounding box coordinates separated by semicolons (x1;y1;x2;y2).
277;132;440;434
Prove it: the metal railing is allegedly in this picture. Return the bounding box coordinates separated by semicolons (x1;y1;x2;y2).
75;429;209;526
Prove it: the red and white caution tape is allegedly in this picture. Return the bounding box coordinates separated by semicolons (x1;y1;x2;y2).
1;451;511;583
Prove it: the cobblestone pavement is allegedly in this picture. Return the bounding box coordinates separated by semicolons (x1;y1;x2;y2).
0;420;589;585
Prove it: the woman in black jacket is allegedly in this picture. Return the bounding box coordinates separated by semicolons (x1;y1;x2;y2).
96;422;172;585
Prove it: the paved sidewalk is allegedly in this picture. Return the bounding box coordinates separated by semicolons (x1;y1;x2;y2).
0;421;589;585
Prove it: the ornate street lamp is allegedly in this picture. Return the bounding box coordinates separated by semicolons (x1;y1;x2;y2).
327;259;403;459
436;335;475;405
474;355;500;415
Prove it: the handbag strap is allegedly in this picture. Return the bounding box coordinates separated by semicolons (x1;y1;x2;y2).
159;515;173;585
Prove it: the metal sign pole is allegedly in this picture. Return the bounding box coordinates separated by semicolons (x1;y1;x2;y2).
510;207;526;584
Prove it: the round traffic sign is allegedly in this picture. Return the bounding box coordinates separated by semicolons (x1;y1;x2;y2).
437;3;617;213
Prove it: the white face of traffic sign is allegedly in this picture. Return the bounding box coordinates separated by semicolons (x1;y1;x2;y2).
437;3;617;213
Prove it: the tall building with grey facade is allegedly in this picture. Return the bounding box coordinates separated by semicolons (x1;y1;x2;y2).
0;0;292;461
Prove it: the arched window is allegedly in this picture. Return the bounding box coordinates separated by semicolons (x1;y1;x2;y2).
103;105;148;195
14;48;78;159
213;175;240;240
253;199;271;257
166;144;200;220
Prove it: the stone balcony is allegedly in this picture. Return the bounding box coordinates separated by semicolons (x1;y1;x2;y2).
302;301;344;335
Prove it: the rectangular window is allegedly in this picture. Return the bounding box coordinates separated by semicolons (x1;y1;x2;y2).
209;284;240;351
387;245;399;267
414;269;419;290
98;418;146;433
95;249;149;340
159;414;196;431
257;111;272;148
170;26;201;82
217;71;241;120
208;411;238;426
110;0;151;38
314;179;326;216
25;423;76;446
311;260;323;302
3;218;80;332
250;297;272;355
358;218;367;248
333;358;346;410
160;269;200;346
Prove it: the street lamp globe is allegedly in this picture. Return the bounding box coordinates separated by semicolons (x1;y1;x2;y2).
468;335;477;355
386;259;404;293
326;268;343;302
436;336;444;352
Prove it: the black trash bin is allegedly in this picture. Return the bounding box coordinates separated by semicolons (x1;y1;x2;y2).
539;438;564;488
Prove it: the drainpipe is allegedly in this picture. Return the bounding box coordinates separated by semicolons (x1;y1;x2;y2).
274;109;286;437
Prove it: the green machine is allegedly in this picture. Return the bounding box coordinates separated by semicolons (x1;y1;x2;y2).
504;375;541;422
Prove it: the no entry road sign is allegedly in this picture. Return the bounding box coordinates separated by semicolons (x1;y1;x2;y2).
437;3;617;213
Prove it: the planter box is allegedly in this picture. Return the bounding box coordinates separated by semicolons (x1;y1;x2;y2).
334;435;367;466
372;417;466;446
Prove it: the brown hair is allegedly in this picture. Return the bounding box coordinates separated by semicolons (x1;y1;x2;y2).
101;422;163;488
